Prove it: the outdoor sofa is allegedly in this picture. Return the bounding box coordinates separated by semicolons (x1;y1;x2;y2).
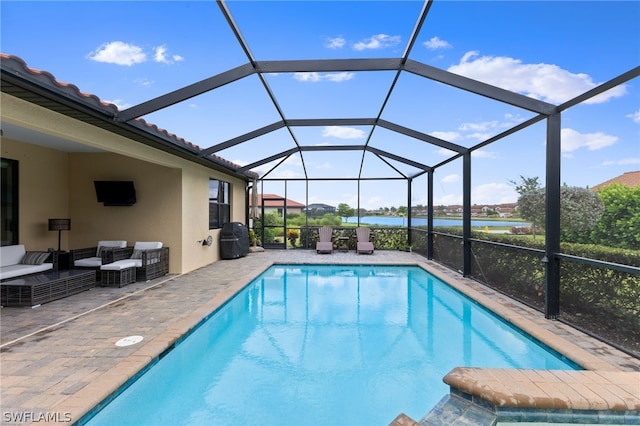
0;245;53;281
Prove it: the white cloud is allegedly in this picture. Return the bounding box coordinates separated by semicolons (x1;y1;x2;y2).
326;37;345;49
472;149;499;159
436;148;458;156
561;128;618;153
134;78;154;87
627;109;640;123
434;193;462;206
87;41;146;66
448;51;627;104
430;131;462;141
423;36;452;50
600;157;640;166
103;99;131;110
294;72;354;82
154;45;183;64
472;183;517;204
322;126;365;139
441;174;460;183
353;34;401;51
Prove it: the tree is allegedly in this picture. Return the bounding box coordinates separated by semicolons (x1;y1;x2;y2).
509;175;541;196
518;186;604;241
337;203;355;220
518;189;546;233
590;183;640;250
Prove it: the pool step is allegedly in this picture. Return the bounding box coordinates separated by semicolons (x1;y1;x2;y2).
388;395;496;426
419;394;496;425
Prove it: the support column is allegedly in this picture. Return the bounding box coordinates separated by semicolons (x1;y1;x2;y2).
545;113;561;319
407;177;413;248
462;152;471;276
427;170;434;259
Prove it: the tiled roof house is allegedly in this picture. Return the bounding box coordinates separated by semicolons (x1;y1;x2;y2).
1;53;258;275
592;171;640;191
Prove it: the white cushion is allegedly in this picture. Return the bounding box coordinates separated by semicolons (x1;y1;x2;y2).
0;245;26;267
133;241;162;250
74;257;103;268
0;263;53;280
100;260;138;271
96;240;127;256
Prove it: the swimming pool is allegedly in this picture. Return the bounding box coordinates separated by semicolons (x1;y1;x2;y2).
84;264;579;425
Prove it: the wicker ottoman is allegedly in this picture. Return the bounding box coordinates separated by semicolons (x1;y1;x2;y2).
100;261;137;287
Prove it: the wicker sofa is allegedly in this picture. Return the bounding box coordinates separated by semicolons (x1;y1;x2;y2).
0;245;54;281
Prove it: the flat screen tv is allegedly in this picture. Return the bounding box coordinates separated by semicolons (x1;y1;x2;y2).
94;181;136;206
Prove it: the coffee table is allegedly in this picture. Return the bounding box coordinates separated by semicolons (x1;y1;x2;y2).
0;269;96;307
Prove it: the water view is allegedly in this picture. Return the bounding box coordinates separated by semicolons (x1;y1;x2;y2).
343;216;530;228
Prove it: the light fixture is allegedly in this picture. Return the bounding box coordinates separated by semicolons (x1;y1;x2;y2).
48;218;71;252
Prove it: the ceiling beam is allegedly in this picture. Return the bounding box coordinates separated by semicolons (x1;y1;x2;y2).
200;121;285;156
116;63;255;121
237;147;299;172
403;59;557;115
377;119;467;154
366;146;432;171
256;58;403;73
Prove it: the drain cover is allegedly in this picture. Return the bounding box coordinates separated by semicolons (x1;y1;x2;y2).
115;335;144;347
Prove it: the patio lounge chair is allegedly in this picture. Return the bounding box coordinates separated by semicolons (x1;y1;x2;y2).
356;227;374;254
100;241;169;285
316;227;333;254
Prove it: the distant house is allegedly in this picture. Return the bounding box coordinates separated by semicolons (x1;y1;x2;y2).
249;193;305;217
592;171;640;191
303;203;336;218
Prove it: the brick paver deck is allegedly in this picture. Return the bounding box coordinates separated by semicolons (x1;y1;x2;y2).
1;250;638;425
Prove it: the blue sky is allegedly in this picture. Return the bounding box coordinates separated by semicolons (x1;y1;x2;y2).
2;1;639;210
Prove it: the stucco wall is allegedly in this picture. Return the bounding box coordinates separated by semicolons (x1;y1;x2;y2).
1;138;70;251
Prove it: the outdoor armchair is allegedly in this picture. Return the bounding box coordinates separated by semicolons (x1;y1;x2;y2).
70;240;129;277
316;227;334;254
356;227;374;254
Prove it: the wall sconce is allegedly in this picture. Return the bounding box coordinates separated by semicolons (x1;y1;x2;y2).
48;218;71;252
198;235;213;247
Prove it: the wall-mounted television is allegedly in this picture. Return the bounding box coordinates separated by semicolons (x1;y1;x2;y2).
94;181;137;206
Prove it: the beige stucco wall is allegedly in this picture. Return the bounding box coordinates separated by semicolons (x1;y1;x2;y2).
1;93;250;274
0;138;70;251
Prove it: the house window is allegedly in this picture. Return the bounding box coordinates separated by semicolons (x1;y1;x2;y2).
209;179;230;229
1;158;19;246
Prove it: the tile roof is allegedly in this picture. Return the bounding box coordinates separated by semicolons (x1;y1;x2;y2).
249;193;305;208
592;171;640;190
0;53;258;179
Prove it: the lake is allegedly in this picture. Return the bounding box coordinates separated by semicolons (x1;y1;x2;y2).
343;216;530;228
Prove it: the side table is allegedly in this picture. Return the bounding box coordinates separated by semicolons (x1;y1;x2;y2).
53;251;71;271
337;237;350;253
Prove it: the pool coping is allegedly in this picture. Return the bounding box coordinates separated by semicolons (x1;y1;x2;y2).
1;252;638;425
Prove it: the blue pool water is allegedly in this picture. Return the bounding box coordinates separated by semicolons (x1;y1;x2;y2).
85;265;579;426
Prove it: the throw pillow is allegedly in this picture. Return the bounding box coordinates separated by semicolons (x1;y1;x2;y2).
130;249;144;259
20;251;50;265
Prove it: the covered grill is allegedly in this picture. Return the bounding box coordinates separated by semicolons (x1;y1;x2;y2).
220;222;249;259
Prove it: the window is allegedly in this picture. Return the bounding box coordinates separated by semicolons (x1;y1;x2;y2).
209;179;230;229
1;158;19;246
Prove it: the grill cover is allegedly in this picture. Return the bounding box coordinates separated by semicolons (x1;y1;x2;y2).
220;222;249;259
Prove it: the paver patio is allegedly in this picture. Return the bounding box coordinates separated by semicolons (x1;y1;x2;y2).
1;250;638;425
